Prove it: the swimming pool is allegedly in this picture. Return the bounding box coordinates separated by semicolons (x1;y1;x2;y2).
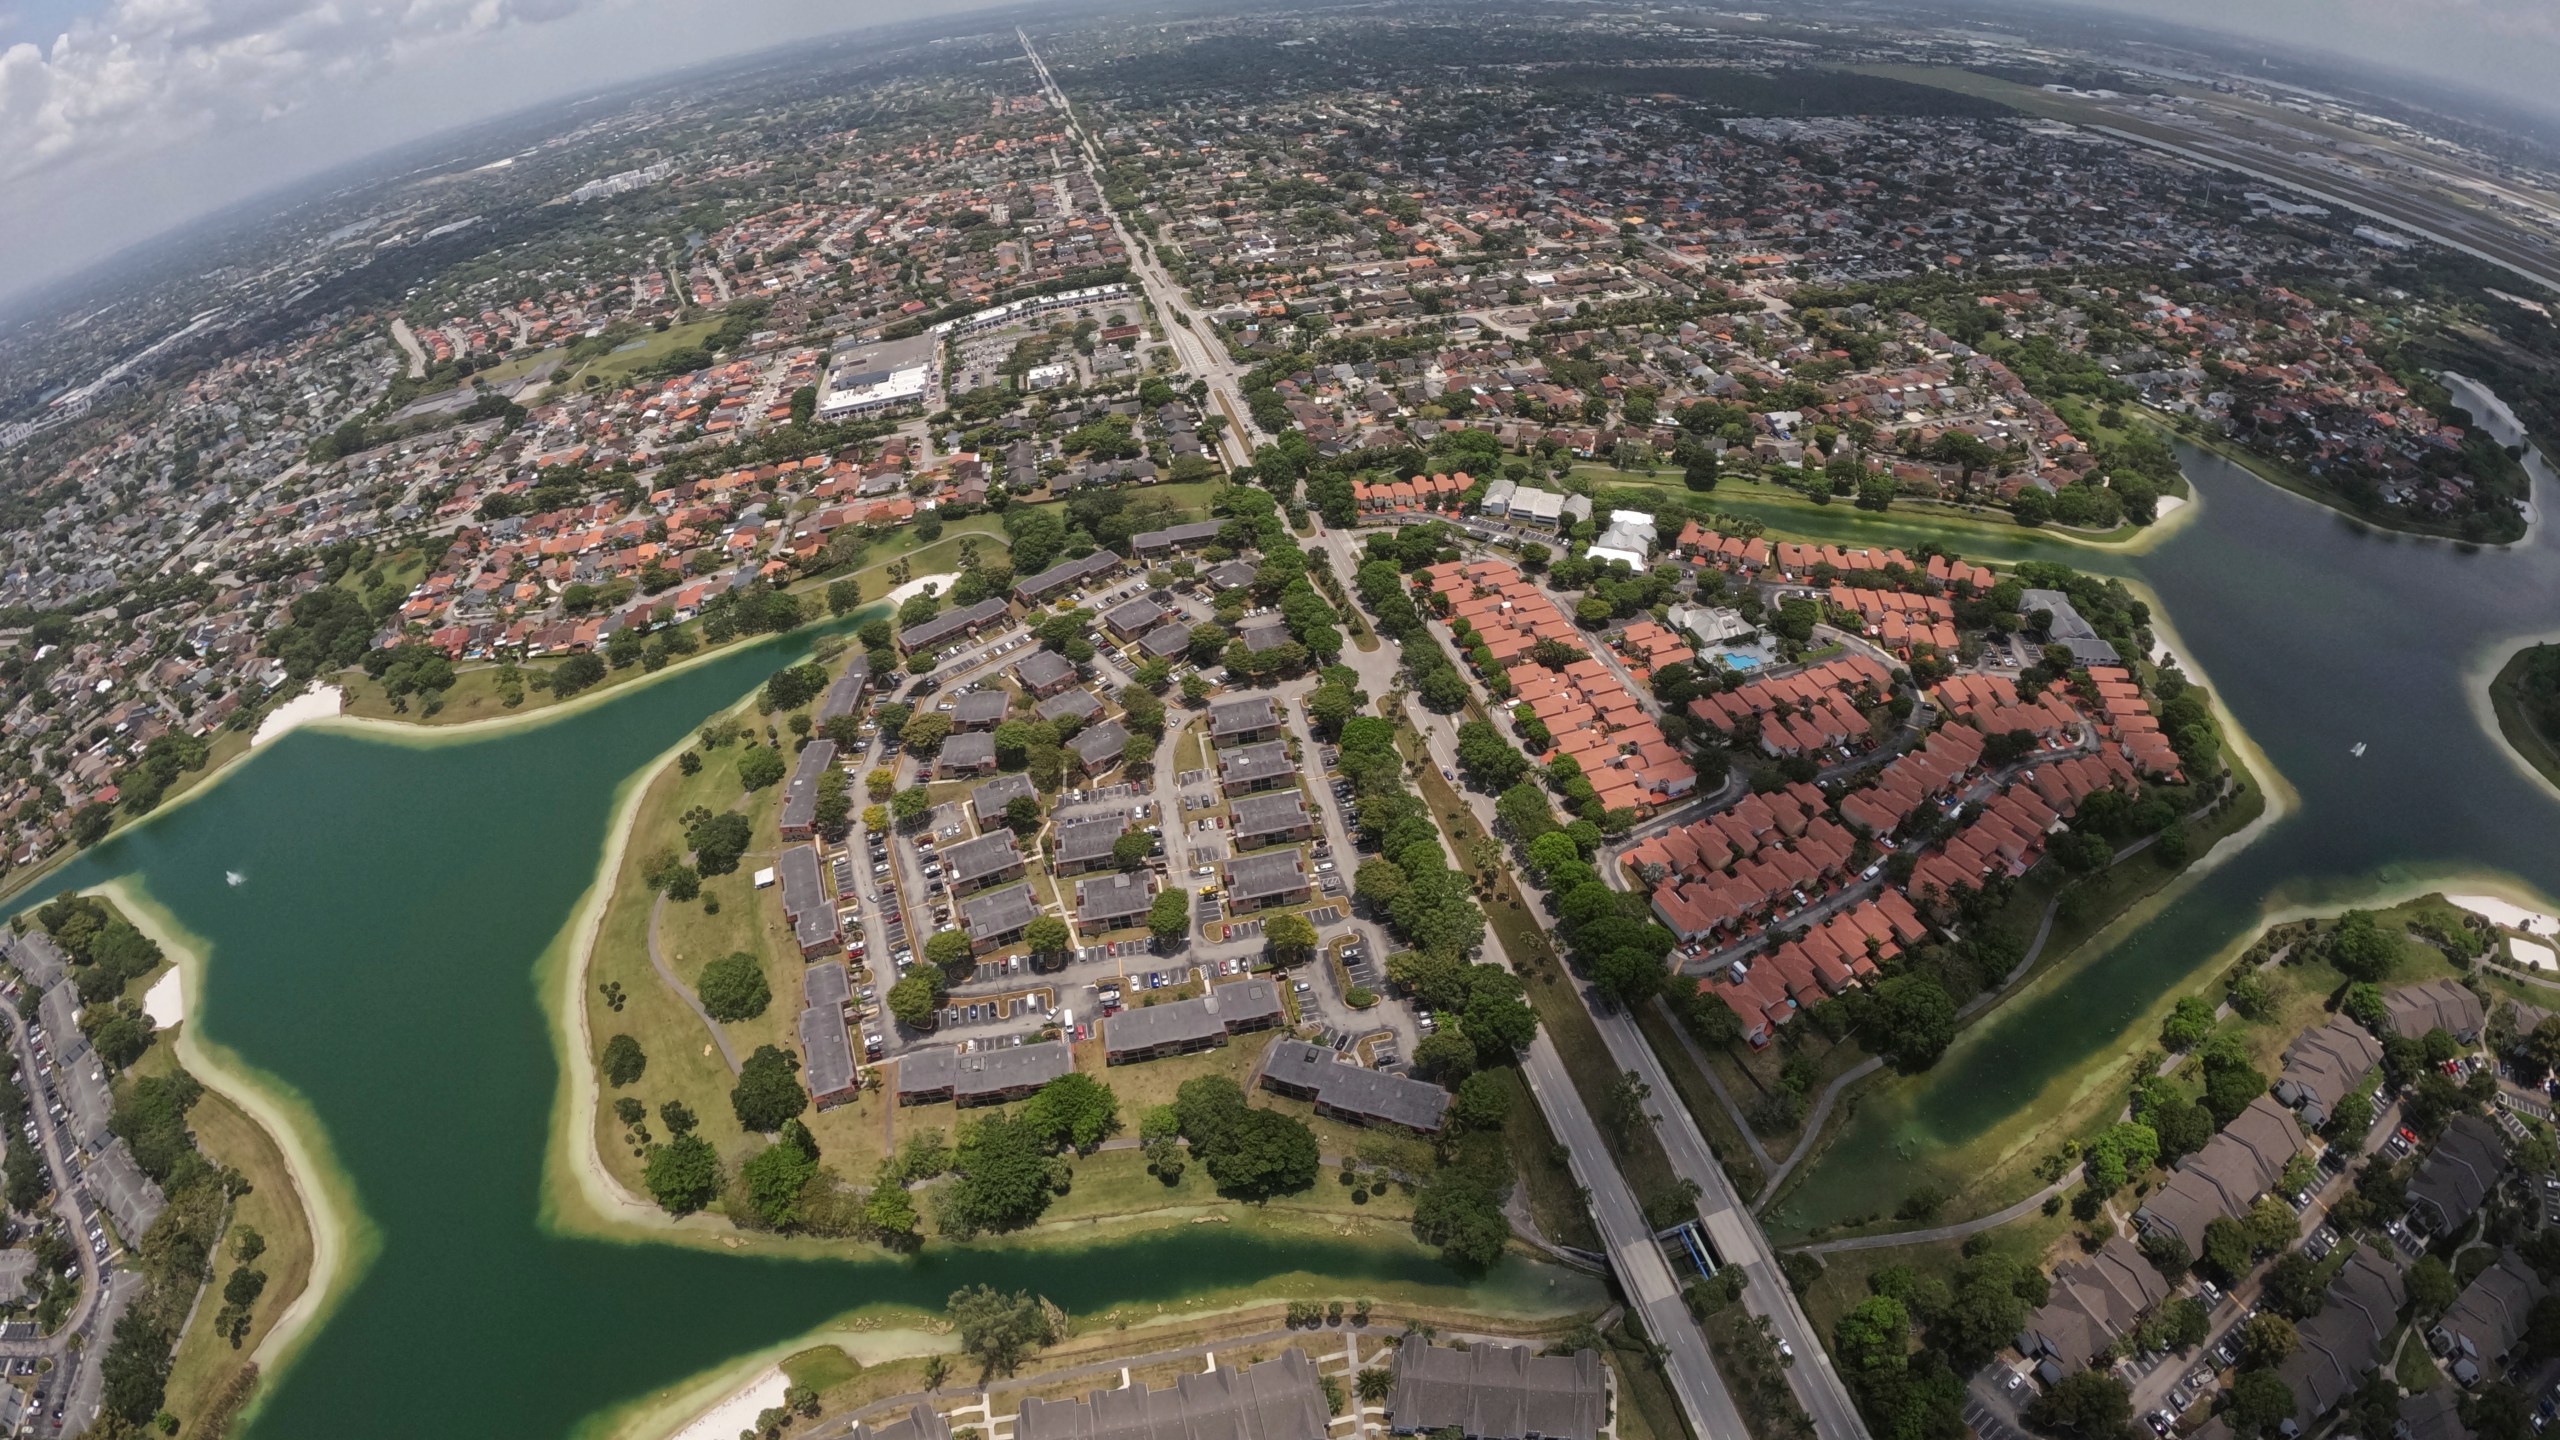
1717;652;1762;671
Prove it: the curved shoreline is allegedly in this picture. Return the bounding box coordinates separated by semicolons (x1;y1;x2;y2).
2472;633;2560;805
85;880;376;1417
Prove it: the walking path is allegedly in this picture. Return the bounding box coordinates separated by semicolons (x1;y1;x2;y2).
647;893;740;1075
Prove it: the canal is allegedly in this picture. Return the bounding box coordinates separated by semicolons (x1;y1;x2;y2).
1766;443;2560;1236
19;631;1585;1440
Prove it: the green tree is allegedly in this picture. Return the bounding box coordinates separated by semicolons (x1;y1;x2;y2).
2223;1370;2295;1438
2326;910;2402;981
731;1044;808;1132
926;929;975;975
697;952;771;1022
1866;973;1956;1071
1024;915;1072;963
1148;889;1190;942
737;745;788;791
889;971;947;1028
2160;994;2216;1051
602;1033;646;1087
741;1122;821;1228
644;1133;723;1215
1264;911;1319;965
947;1285;1061;1379
2026;1369;2132;1440
1019;1072;1120;1151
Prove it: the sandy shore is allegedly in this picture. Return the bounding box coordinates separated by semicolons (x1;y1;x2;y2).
669;1368;788;1440
883;573;959;607
141;967;184;1029
2153;494;2189;521
2448;892;2560;936
253;685;343;746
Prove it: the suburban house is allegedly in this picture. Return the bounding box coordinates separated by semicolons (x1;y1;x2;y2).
778;739;838;841
1076;871;1156;931
1014;1349;1327;1440
1260;1040;1449;1133
959;882;1043;953
1222;851;1310;913
942;831;1026;895
1217;740;1295;795
1229;791;1315;850
895;1041;1073;1107
1381;1335;1607;1440
777;844;842;958
1101;978;1284;1064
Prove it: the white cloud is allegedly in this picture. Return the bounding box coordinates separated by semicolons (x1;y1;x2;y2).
0;0;616;181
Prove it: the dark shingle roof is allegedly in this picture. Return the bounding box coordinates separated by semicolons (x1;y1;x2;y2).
1384;1337;1606;1440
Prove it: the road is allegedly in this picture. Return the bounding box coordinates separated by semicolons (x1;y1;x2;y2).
1019;30;1266;471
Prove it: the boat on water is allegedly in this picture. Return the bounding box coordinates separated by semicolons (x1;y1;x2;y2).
2350;742;2368;758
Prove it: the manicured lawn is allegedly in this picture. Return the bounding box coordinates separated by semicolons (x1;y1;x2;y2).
1797;1206;2071;1343
780;1344;862;1395
564;319;726;390
1633;1000;1771;1200
161;1076;319;1428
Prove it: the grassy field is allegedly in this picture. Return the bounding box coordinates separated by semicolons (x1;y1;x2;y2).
1797;1205;2072;1344
2490;644;2560;796
1566;467;2151;551
567;320;727;390
161;1076;319;1428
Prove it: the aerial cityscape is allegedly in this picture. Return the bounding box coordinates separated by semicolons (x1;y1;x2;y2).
10;2;2560;1439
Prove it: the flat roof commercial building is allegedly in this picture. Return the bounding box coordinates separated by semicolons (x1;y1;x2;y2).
1260;1040;1449;1132
1382;1335;1607;1440
896;1041;1073;1107
1016;1349;1329;1440
780;739;838;840
815;334;936;419
778;844;842;958
1102;979;1284;1064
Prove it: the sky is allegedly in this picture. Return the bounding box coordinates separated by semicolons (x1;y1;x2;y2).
6;0;2560;309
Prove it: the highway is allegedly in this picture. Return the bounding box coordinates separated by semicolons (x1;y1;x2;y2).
1018;29;1267;471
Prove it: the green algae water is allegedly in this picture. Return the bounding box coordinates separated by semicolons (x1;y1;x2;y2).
22;628;1592;1440
1767;446;2560;1237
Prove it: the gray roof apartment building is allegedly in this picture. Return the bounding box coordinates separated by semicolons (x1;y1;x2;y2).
1077;872;1156;930
1014;552;1123;604
800;1002;858;1109
943;831;1026;895
1069;719;1131;775
1229;791;1314;850
1222;851;1309;913
817;653;870;721
2409;1112;2508;1234
2132;1095;2302;1250
2015;1236;2169;1373
780;739;838;840
86;1140;166;1244
1040;688;1105;726
2018;589;2122;666
952;690;1010;729
2276;1249;2406;1422
1260;1040;1449;1132
1102;978;1284;1064
2430;1249;2544;1383
2273;1017;2383;1128
1382;1335;1607;1440
960;883;1043;952
1138;623;1194;661
778;844;842;958
1209;695;1281;743
1055;815;1133;875
900;597;1010;655
1015;1348;1328;1440
1130;520;1227;557
1015;649;1078;697
1105;597;1169;639
937;731;999;777
2386;978;2487;1043
848;1404;951;1440
973;773;1038;828
896;1041;1073;1107
1217;740;1295;795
